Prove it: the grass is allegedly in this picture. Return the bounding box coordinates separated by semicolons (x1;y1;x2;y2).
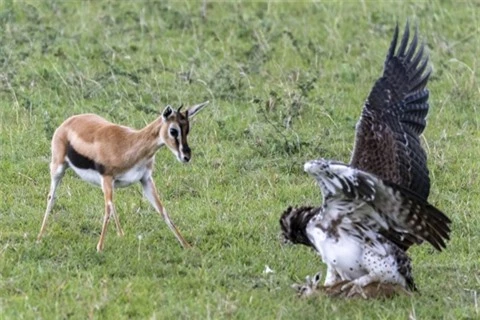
0;0;479;319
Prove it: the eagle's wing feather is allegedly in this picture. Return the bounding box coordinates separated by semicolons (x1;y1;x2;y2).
308;160;451;251
350;22;431;201
373;179;451;250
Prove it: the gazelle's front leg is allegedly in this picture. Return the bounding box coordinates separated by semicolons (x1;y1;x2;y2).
37;162;67;241
97;176;124;252
141;176;191;248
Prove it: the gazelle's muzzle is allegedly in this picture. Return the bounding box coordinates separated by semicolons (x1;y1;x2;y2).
179;144;191;163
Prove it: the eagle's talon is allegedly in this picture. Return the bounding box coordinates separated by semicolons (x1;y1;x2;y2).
341;281;368;299
340;281;353;292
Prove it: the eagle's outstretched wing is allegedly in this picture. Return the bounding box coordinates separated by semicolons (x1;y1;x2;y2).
304;159;451;251
350;22;431;200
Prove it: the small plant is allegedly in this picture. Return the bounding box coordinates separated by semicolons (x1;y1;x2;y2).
249;72;318;157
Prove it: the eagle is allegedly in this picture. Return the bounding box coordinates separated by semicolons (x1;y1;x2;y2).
279;22;451;298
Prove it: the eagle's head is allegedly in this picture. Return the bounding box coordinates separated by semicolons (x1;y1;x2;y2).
279;206;317;247
304;159;348;178
305;158;377;201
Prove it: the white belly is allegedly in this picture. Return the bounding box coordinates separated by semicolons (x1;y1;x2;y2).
307;226;367;281
68;165;102;186
115;163;149;187
323;234;366;280
67;160;150;188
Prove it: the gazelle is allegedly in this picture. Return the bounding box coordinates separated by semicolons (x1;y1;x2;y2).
37;101;209;252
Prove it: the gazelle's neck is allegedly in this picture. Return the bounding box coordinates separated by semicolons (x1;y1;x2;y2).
126;117;164;161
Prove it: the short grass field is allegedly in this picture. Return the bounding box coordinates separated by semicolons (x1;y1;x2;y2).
1;1;479;319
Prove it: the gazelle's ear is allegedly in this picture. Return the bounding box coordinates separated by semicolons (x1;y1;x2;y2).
162;105;174;120
186;101;209;119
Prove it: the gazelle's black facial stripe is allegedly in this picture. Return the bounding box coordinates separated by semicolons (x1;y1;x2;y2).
174;135;180;150
167;110;192;162
176;120;191;152
167;123;181;153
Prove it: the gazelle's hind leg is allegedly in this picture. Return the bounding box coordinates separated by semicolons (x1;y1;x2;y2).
37;162;67;241
110;206;124;237
97;176;119;252
141;176;191;248
109;191;124;237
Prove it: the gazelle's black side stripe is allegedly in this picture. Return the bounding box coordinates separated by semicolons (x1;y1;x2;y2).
67;143;105;174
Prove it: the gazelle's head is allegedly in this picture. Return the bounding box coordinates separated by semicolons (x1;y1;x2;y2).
160;101;209;163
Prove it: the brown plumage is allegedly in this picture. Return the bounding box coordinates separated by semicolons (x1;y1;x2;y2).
280;22;450;299
350;22;431;201
350;21;435;252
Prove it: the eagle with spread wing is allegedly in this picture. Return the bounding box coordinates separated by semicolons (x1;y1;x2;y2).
280;22;451;298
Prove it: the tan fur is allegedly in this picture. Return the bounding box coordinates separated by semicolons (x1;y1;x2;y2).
52;114;161;175
298;280;411;299
37;101;209;252
323;280;411;299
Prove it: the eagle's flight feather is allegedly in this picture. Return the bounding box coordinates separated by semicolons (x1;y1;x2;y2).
280;22;451;298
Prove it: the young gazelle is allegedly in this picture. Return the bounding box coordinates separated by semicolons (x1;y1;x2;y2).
37;101;209;252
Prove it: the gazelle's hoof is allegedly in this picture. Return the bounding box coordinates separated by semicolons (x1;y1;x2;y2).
181;241;192;249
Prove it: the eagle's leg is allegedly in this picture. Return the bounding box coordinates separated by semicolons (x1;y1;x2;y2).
324;265;342;287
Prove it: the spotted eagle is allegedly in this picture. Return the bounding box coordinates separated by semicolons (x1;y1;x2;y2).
280;22;451;297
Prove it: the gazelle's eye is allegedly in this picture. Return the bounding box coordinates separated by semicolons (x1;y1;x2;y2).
169;128;179;137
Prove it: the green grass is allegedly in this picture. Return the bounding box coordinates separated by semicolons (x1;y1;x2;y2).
0;0;479;319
